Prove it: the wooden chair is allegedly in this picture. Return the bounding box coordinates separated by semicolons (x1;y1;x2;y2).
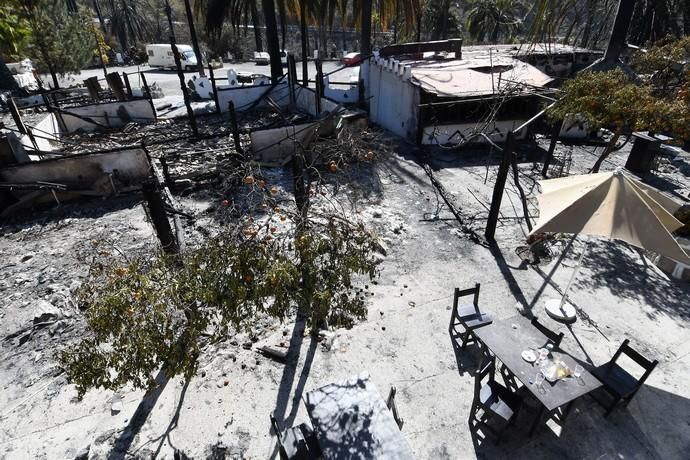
448;283;493;350
270;414;321;460
468;358;522;444
386;386;404;430
591;339;658;417
531;316;564;349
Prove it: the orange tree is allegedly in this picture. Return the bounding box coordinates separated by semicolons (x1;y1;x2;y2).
549;37;690;172
60;175;379;396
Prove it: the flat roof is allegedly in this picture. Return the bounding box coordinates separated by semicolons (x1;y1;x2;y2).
405;54;553;98
382;42;597;98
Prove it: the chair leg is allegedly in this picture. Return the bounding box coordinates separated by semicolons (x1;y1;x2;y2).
499;365;519;392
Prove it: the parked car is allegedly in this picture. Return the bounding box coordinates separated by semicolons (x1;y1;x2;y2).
254;51;270;65
146;44;198;70
341;52;362;66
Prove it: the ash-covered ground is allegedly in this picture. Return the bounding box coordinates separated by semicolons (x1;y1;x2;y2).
1;118;690;459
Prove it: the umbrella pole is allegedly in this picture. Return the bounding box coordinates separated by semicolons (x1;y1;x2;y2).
560;237;589;310
545;236;588;323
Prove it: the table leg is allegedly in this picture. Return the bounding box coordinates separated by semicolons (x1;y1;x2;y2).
529;406;545;436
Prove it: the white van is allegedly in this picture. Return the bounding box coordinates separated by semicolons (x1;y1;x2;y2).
146;44;198;70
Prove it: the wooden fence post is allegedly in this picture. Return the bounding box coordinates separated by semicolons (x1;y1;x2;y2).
228;100;242;154
208;64;221;115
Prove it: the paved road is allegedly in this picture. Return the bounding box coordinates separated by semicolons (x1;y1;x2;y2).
45;60;356;95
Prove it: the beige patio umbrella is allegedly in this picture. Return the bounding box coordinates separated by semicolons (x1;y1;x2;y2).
530;169;690;322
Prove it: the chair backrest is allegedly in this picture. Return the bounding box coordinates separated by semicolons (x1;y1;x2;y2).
531;316;564;348
473;356;496;399
611;339;658;383
454;283;481;313
386;386;404;430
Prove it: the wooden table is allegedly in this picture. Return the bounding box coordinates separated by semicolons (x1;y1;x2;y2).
474;315;602;434
304;373;416;460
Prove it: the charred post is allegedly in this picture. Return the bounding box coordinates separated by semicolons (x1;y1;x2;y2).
208;65;221;115
485;132;514;241
228;101;242;154
142;180;179;254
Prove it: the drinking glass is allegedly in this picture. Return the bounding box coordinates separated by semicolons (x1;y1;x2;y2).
535;372;546;393
574;364;584;385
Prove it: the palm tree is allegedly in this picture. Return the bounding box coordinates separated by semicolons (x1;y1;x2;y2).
350;0;419;56
197;0;283;81
107;0;155;51
466;0;523;43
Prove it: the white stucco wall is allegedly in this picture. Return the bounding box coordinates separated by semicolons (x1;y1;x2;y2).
323;76;358;103
367;58;419;141
22;113;60;151
217;82;290;113
59;99;156;132
422;120;530;145
294;86;338;117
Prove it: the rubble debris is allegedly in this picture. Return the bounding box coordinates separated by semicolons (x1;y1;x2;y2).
0;148;151;215
33;300;62;325
258;345;288;361
250;122;319;166
110;394;123;414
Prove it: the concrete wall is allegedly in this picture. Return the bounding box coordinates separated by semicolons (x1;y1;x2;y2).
22;113;60;151
59;99;156;132
294;86;339;117
0;148;151;189
422;120;530;145
250;122;319;165
323;76;358;103
217;82;290;113
559;114;591;139
367;58;419;141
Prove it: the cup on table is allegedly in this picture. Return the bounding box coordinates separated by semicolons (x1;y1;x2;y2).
573;364;584;385
538;348;549;362
535;372;546;393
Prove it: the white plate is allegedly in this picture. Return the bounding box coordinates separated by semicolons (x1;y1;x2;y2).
521;349;537;363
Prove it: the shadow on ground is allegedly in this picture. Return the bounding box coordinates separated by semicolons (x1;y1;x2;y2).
575;240;690;321
471;383;690;459
0;195;143;235
268;317;318;459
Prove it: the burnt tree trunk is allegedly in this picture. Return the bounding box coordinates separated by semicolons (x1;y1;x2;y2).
251;2;263;52
300;1;309;86
361;0;372;56
261;0;283;82
182;0;204;76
